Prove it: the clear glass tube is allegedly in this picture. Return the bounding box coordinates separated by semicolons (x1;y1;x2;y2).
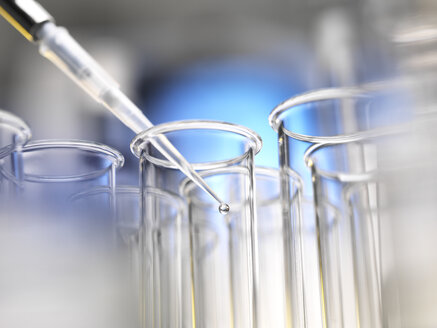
73;185;191;328
181;166;303;328
255;167;302;328
5;139;124;208
130;120;262;195
131;120;262;328
0;139;126;328
306;140;381;328
269;86;405;194
140;187;188;328
0;110;31;199
70;185;141;328
269;86;405;327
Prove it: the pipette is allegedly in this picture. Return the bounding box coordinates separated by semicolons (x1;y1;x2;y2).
0;0;229;213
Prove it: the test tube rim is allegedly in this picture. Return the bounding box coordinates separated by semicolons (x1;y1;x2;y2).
268;86;378;144
304;141;378;183
69;185;139;200
70;184;185;219
0;109;32;158
16;139;124;182
130;120;262;170
69;185;187;239
179;166;302;210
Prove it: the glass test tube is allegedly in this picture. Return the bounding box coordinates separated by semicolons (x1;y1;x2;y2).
141;187;189;328
181;166;303;328
255;167;302;328
268;86;403;327
72;185;198;328
269;87;395;195
0;140;125;328
0;110;31;199
131;120;262;328
74;185;190;328
306;140;382;328
5;139;124;207
70;185;142;328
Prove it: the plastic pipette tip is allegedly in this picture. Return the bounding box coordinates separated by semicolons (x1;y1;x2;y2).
218;203;230;215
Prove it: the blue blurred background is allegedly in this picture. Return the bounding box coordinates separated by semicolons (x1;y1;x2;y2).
135;57;303;166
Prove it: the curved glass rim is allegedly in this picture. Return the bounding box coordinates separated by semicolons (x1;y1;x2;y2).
141;187;187;229
69;186;186;232
70;185;139;201
304;142;377;183
70;185;184;213
316;199;342;229
0;110;32;158
268;86;376;144
343;181;379;208
19;139;124;183
179;166;303;209
130;120;262;170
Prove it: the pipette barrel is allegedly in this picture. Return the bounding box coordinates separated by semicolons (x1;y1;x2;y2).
0;1;232;209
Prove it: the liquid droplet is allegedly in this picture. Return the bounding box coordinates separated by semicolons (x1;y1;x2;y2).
219;203;230;215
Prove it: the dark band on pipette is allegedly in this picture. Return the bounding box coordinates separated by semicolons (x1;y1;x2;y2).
0;0;53;41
